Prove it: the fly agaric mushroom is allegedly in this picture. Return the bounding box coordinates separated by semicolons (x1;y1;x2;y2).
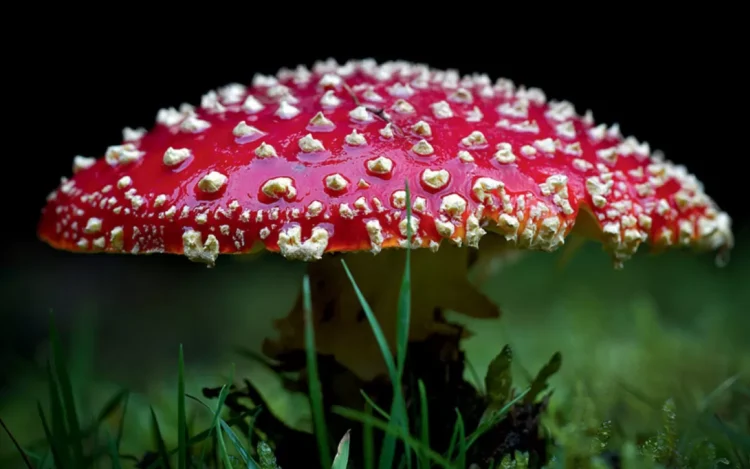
38;58;734;381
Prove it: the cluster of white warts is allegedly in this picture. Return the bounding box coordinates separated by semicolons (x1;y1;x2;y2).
49;58;732;266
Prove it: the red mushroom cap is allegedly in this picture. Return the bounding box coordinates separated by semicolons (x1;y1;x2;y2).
38;58;734;267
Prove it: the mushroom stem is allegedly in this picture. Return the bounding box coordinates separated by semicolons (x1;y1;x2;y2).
261;242;503;382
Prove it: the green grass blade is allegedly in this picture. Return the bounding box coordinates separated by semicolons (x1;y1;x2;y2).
677;374;742;456
145;412;256;469
332;430;351;469
69;308;95;422
0;417;34;469
333;406;455;469
38;386;129;449
379;180;418;469
183;392;258;468
107;432;123;469
398;180;414;469
45;360;71;469
363;402;374;469
199;364;234;463
359;390;390;420
83;389;130;441
49;312;84;467
37;401;67;469
242;406;261;451
703;414;750;455
340;260;403;469
150;406;173;469
115;391;130;454
700;374;740;412
339;262;399;385
198;389;222;463
215;422;234;469
396;180;412;376
94;388;129;425
453;410;466;468
219;420;258;468
303;274;333;469
377;400;399;469
209;384;232;431
445;419;459;462
341;182;418;469
417;380;430;469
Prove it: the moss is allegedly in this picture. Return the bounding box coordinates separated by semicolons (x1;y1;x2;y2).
258;440;281;469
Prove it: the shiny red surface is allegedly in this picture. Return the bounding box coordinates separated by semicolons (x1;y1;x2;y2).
37;60;732;265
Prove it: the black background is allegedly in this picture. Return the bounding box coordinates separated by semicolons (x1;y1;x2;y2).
7;14;747;260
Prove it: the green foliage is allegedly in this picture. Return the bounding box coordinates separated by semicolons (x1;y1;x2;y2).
5;266;746;469
2;201;748;468
5;283;747;469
